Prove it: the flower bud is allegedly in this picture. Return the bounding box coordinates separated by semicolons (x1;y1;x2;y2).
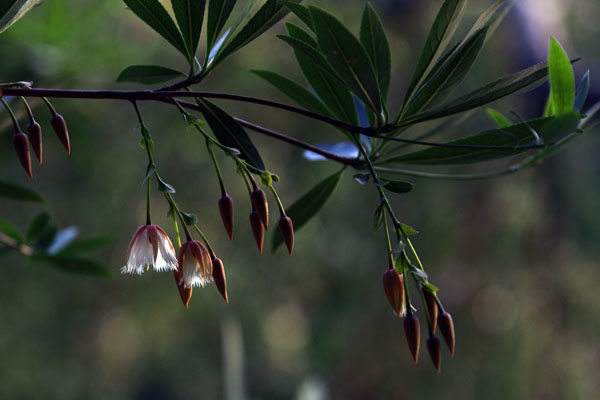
278;216;294;255
174;268;192;308
250;189;269;229
403;314;420;363
218;194;234;240
426;335;442;372
211;257;228;303
438;311;455;356
382;269;405;317
13;132;32;178
178;240;212;288
26;122;42;164
249;210;264;253
422;288;438;334
50;113;70;154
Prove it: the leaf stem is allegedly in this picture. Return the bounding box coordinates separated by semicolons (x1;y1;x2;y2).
1;98;22;132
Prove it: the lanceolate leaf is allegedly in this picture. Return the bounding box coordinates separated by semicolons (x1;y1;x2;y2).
0;219;23;243
252;69;332;116
539;111;581;144
310;6;382;114
486;108;511;128
0;180;45;203
465;0;508;41
116;65;185;84
206;0;236;50
402;27;487;118
280;0;313;29
403;0;467;106
123;0;188;57
171;0;206;57
0;0;43;34
385;117;552;165
196;99;265;171
360;2;391;99
574;70;590;111
548;37;575;115
380;179;414;194
272;168;345;252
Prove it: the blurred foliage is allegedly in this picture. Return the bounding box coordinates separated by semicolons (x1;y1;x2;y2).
1;0;600;399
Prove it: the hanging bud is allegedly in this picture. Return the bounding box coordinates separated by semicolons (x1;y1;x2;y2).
403;314;420;363
278;216;294;255
250;189;269;229
382;269;405;316
50;113;70;154
438;311;455;356
426;335;442;372
249;210;264;253
174;268;192;308
211;257;228;303
13;132;32;178
422;288;438;334
26;122;42;164
218;194;234;240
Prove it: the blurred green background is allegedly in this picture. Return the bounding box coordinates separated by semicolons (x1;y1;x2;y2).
1;0;600;399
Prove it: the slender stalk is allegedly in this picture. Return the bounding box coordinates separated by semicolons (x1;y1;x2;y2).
382;208;394;268
1;98;21;132
268;185;286;216
206;138;226;195
146;178;151;225
19;97;35;123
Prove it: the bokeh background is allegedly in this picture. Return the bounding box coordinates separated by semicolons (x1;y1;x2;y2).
1;0;599;399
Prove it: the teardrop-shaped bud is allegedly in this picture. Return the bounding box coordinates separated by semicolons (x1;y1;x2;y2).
218;194;234;240
438;311;455;356
382;269;405;316
249;210;264;253
26;122;42;164
250;189;269;229
422;288;438;334
403;314;420;363
173;268;192;308
50;113;70;154
211;257;228;303
278;216;294;255
426;335;442;372
13;132;32;178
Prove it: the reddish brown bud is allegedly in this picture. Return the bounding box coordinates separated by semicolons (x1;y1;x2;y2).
211;257;228;303
403;314;420;363
13;132;32;178
382;269;405;316
218;194;234;240
438;311;455;356
250;189;269;229
426;335;442;372
278;216;294;255
249;210;264;253
26;122;42;164
50;113;70;154
422;288;438;334
173;268;192;308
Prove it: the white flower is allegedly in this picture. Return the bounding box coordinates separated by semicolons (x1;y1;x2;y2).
121;224;178;274
178;240;212;288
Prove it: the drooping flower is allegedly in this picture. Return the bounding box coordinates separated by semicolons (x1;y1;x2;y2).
121;224;178;274
178;240;212;288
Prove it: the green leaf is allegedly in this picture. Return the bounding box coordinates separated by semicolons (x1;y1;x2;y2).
26;212;50;242
403;27;488;118
123;0;188;57
157;179;176;193
181;212;197;225
215;0;298;63
398;222;419;236
465;0;508;39
272;168;344;252
380;179;414;194
539;111;581;144
402;60;554;125
422;281;439;292
403;0;467;106
171;0;206;57
548;37;575;115
0;0;44;34
116;65;185;84
310;6;382;114
196;99;265;171
386;117;553;165
41;255;113;277
284;24;358;124
252;69;331;116
140;138;154;152
56;236;115;257
143;164;156;184
0;218;24;243
279;0;312;29
0;180;45;203
487;108;511;128
206;0;236;50
359;2;391;99
373;202;384;232
574;70;590;111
